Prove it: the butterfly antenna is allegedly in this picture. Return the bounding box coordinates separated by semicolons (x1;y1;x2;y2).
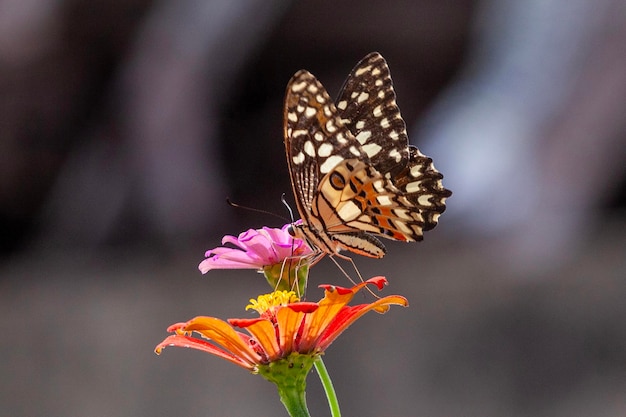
280;193;295;222
226;198;289;222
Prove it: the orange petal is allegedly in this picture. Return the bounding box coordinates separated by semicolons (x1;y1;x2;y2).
296;285;357;352
317;295;408;351
235;319;281;361
180;316;262;365
276;306;307;355
155;334;256;370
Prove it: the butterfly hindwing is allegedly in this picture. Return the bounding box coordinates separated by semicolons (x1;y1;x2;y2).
315;159;424;240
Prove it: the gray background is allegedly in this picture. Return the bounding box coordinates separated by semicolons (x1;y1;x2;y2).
2;0;625;416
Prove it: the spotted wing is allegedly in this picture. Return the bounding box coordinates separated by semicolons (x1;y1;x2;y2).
283;70;425;257
336;52;451;231
283;70;369;225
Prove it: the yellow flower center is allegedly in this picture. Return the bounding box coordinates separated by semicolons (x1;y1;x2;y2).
246;290;300;315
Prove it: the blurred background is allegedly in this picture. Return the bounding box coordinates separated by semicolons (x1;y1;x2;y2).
1;0;625;416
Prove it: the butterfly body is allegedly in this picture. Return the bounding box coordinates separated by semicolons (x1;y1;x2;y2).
284;52;451;259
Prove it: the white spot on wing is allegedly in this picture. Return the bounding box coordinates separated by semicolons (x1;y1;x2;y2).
410;165;423;177
376;195;393;206
292;152;305;164
349;146;361;156
388;148;401;162
355;130;371;144
318;142;333;157
305;107;316;118
418;194;433;206
337;100;347;110
373;180;386;193
357;92;369;103
405;181;422;193
356;120;365;130
363;142;382;158
320;155;343;174
304;140;316;157
291;81;307;92
338;201;361;221
373;105;382;117
396;220;412;235
314;132;324;141
288;112;298;122
355;65;371;76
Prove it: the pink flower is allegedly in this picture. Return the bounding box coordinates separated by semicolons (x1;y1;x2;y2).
199;224;313;273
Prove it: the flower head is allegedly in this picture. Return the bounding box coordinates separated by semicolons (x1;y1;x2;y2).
155;276;408;372
199;224;314;294
199;224;312;272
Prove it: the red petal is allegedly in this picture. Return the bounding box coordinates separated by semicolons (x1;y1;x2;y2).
287;302;319;313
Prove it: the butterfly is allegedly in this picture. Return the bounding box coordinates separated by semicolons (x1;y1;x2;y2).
284;52;451;261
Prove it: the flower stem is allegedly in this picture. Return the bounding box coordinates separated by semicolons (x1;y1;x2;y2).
276;385;311;417
314;356;341;417
258;353;314;417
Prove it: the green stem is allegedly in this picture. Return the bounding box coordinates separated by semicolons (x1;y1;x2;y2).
276;385;311;417
314;356;341;417
257;353;314;417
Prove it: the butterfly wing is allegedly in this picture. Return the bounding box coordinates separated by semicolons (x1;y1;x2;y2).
283;70;370;225
336;52;451;231
284;70;384;256
283;54;450;258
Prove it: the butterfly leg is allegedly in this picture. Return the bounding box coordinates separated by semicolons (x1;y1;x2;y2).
329;253;383;298
275;254;316;298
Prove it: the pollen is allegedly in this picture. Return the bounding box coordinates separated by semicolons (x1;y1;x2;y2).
246;291;300;314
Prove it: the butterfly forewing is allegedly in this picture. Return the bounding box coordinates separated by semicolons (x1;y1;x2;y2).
336;52;411;177
284;70;369;216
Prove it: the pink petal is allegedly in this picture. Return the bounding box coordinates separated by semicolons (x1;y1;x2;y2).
199;251;264;273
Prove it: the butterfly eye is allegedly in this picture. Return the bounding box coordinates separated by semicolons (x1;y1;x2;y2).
287;224;296;236
329;172;346;190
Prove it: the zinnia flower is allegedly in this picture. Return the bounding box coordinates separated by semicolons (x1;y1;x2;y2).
156;276;407;415
155;276;407;369
199;224;314;294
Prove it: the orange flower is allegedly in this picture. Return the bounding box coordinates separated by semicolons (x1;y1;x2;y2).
155;276;408;372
